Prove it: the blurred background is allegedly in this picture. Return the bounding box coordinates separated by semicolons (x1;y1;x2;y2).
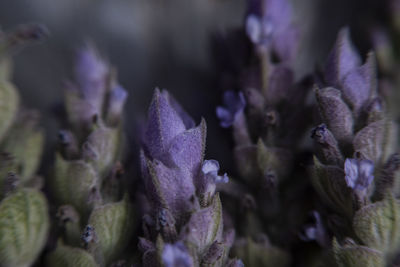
0;0;388;171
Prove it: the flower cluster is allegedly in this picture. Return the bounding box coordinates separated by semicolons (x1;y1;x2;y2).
3;1;400;266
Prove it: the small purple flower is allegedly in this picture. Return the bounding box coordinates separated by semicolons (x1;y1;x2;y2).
245;0;299;61
162;242;194;267
300;211;328;247
344;158;374;191
216;91;246;128
202;160;229;184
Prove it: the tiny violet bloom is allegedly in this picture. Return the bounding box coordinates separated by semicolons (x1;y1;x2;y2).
246;14;274;46
300;211;328;247
216;91;246;128
202;160;229;183
162;242;194;267
344;158;374;191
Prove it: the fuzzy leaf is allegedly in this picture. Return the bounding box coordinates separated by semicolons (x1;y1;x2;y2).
324;28;361;86
333;238;384;267
1;112;44;183
181;194;223;255
46;243;98;267
87;196;134;266
144;88;186;161
52;154;99;217
311;157;353;217
0;80;19;143
0;188;49;267
353;196;400;255
315;87;353;144
83;126;120;177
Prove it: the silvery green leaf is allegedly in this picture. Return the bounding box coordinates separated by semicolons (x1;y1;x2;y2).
0;188;49;267
232;237;290;267
82;126;121;178
1;111;44;183
87;196;134;266
0;80;19;143
353;195;400;256
46;243;98;267
52;154;100;217
311;157;353;218
332;238;384;267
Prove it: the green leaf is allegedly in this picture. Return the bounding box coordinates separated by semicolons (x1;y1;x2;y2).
0;188;49;267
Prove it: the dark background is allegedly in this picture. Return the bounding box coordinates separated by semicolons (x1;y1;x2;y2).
0;0;388;171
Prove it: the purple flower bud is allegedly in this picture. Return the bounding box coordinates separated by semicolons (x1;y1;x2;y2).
105;84;128;126
344;158;374;191
74;46;108;103
162;242;194;267
216;91;246;128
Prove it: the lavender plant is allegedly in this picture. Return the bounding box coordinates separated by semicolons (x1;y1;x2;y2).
214;0;312;265
3;1;400;266
0;24;50;267
138;88;242;266
46;45;134;267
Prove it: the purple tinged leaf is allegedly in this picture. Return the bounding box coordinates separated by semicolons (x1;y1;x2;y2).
162;242;194;267
216;91;246;128
325;28;361;87
180;194;223;255
165;119;206;176
272;24;299;62
340;53;377;113
344;158;374;191
146;158;196;224
144;89;186;160
161;90;195;129
266;64;294;104
353;120;385;162
315;87;354;143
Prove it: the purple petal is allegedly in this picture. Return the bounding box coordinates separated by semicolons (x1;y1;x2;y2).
344;158;374;191
144;89;186;160
162;242;194;267
246;14;262;45
344;158;359;188
202;160;220;174
216;91;246;128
